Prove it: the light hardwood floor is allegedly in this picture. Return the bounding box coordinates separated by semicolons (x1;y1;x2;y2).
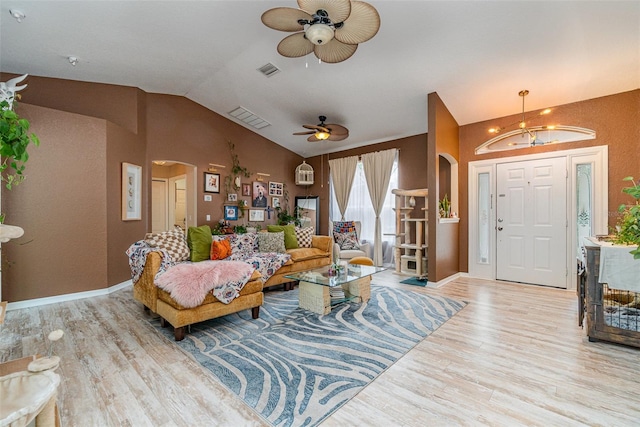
2;271;639;426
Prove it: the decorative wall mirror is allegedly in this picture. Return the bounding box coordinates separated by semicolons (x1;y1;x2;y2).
295;196;319;234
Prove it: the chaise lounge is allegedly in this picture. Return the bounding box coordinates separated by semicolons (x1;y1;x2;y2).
133;251;265;341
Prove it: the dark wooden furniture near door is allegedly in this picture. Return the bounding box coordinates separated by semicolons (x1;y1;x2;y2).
583;243;640;348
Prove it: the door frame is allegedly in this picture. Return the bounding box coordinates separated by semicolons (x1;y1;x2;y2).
468;145;608;290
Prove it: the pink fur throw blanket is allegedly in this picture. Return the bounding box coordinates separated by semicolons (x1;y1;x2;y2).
155;260;256;308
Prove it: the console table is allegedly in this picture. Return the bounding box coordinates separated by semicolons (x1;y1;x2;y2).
582;239;640;348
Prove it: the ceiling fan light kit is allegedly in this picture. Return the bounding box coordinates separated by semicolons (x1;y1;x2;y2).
262;0;380;64
306;23;334;45
314;130;330;140
293;115;349;142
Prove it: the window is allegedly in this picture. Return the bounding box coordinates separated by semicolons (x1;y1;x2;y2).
329;157;399;262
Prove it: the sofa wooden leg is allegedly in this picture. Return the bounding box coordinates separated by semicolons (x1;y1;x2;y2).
252;306;260;319
174;327;186;341
160;318;168;328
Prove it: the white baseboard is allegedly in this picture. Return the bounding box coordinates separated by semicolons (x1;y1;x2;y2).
427;272;463;288
6;280;133;311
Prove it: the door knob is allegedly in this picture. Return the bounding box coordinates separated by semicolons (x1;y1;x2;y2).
498;218;503;223
498;226;503;231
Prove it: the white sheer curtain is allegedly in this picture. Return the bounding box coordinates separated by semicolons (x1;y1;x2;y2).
330;156;399;267
362;149;397;266
328;156;358;220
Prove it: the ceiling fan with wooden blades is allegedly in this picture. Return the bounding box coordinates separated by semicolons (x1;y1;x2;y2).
261;0;380;64
293;115;349;142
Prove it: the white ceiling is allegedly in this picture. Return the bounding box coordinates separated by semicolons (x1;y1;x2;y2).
1;1;638;158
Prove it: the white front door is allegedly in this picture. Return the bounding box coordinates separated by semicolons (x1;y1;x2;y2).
496;157;567;288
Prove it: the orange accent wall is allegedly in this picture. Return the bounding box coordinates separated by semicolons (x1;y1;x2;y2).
427;92;460;282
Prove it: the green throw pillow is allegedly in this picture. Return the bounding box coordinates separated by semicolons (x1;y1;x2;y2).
267;224;298;249
187;225;212;262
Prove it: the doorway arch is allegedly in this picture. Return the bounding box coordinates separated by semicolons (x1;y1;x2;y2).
151;161;197;232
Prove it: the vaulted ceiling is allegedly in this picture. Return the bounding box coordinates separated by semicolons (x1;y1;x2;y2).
1;1;638;158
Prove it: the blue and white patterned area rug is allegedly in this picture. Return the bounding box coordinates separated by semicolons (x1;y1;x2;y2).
151;285;466;427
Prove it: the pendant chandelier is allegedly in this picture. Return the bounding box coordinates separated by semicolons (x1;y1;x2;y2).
475;90;596;154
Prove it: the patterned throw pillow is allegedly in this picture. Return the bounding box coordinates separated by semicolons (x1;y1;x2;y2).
210;238;232;260
332;221;360;250
144;226;190;263
295;226;314;248
224;233;259;256
267;225;298;249
333;220;357;235
257;231;286;253
333;231;360;250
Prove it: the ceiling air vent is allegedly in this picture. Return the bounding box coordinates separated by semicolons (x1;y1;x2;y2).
257;62;280;77
228;106;270;129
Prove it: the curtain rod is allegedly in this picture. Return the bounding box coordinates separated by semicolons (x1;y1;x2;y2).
326;147;399;161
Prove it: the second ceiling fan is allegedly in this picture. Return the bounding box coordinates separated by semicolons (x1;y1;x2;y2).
294;116;349;142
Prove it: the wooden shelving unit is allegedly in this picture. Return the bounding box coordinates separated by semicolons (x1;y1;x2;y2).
390;189;429;277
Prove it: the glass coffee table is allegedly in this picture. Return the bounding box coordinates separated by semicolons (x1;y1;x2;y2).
285;263;386;315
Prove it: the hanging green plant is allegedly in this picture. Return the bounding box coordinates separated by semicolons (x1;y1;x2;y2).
223;139;251;197
0;99;40;190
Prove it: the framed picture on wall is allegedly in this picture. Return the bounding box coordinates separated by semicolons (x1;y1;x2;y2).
252;181;268;207
271;197;280;208
249;209;265;222
122;162;142;221
204;172;220;193
228;193;238;202
269;181;283;196
242;183;251;196
224;205;239;221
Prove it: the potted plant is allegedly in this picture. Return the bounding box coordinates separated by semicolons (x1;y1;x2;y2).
0;99;40;190
246;222;261;233
612;176;640;259
0;97;40;244
438;194;450;218
276;205;301;226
